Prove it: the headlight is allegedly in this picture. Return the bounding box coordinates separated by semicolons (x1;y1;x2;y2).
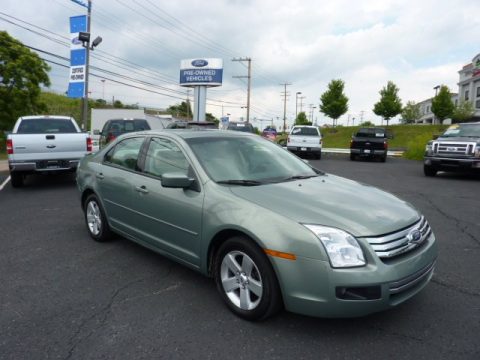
303;225;366;268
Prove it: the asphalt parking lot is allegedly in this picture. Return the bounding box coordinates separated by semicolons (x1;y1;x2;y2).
0;155;479;360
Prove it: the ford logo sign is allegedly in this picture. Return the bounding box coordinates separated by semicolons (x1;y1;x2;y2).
71;37;82;45
407;229;422;243
191;59;208;67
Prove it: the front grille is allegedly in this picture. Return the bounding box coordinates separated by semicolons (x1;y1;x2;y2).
389;260;435;295
362;217;432;259
435;141;477;156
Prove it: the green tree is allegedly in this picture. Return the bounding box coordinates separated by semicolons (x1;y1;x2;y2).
431;85;455;123
319;79;348;127
167;101;193;119
373;81;403;126
0;31;50;131
358;120;375;127
295;111;311;125
451;100;474;123
401;101;421;124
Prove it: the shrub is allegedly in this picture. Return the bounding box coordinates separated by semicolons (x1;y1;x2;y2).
404;133;432;161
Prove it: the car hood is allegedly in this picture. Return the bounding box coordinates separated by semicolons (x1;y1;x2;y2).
438;136;480;143
229;174;419;237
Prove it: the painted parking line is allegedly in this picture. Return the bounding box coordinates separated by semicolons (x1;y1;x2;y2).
0;176;10;191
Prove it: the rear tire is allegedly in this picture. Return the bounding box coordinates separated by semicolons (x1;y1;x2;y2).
380;155;386;162
350;153;355;161
424;165;437;177
214;236;282;321
10;172;24;188
83;194;112;242
315;152;321;160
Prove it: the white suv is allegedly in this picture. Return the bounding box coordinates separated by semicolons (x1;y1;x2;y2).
287;125;322;159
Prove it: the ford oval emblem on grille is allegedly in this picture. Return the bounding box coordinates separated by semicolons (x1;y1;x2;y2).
447;147;457;152
191;59;208;67
407;229;422;243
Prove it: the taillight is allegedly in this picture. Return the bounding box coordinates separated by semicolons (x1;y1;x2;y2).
6;139;13;154
350;139;353;148
86;137;92;152
319;139;322;145
384;141;388;150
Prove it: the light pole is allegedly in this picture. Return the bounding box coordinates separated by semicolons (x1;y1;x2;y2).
311;106;316;123
101;79;105;101
295;91;302;120
433;85;440;124
241;106;247;121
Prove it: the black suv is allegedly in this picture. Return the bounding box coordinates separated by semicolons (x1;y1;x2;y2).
227;122;255;133
100;118;151;148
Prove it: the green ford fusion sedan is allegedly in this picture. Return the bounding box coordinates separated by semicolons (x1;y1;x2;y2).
76;130;437;320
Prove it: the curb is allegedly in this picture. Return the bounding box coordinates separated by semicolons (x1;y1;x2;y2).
0;160;8;172
322;148;404;157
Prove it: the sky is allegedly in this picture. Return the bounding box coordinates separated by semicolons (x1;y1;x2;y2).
1;0;479;129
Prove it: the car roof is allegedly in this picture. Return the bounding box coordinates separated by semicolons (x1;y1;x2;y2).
20;115;73;120
125;129;255;140
291;125;317;128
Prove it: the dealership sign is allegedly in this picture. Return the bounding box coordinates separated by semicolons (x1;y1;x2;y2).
179;58;223;87
67;15;87;98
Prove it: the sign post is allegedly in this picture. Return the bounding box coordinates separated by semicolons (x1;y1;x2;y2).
180;59;223;122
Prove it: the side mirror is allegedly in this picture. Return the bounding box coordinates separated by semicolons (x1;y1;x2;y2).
432;134;439;140
161;172;194;188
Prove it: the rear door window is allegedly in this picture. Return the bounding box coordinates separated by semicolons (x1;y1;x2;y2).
104;137;145;171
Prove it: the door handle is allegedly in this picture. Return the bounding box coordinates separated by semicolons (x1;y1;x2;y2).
96;172;105;180
135;185;149;194
46;145;56;149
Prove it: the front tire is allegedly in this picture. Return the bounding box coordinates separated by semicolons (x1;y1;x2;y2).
83;194;112;242
10;172;24;188
214;237;282;321
424;165;437;177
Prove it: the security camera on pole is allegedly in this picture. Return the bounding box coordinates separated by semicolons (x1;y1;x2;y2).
179;59;223;122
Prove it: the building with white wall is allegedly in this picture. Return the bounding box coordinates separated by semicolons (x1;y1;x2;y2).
415;52;480;124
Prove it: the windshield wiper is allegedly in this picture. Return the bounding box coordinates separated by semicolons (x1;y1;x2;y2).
280;174;319;182
216;179;264;186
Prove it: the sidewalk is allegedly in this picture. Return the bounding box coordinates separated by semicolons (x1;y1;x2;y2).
0;160;8;172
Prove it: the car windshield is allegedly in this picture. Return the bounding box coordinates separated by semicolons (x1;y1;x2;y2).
186;135;318;184
441;123;480;138
355;128;386;138
290;127;319;136
227;123;254;132
17;118;77;134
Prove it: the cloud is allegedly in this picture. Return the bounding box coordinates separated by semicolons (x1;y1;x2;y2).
1;0;479;123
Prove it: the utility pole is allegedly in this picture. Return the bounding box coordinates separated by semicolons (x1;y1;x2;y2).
80;0;92;130
295;92;302;120
232;57;252;123
186;89;191;120
280;82;291;133
360;110;365;123
299;96;306;113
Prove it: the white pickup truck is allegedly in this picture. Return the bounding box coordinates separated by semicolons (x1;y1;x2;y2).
6;115;92;187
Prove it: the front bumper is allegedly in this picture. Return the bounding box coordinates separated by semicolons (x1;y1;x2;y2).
270;232;437;318
424;156;480;170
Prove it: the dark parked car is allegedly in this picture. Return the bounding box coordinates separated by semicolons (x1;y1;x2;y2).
227;121;255;133
100;118;151;148
350;127;388;162
77;130;436;321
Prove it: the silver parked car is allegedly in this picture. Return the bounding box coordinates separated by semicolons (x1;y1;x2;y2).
77;130;437;320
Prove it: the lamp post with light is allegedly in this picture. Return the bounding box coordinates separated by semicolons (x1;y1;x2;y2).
295;91;302;120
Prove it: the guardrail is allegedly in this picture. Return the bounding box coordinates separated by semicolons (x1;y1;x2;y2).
322;148;404;157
